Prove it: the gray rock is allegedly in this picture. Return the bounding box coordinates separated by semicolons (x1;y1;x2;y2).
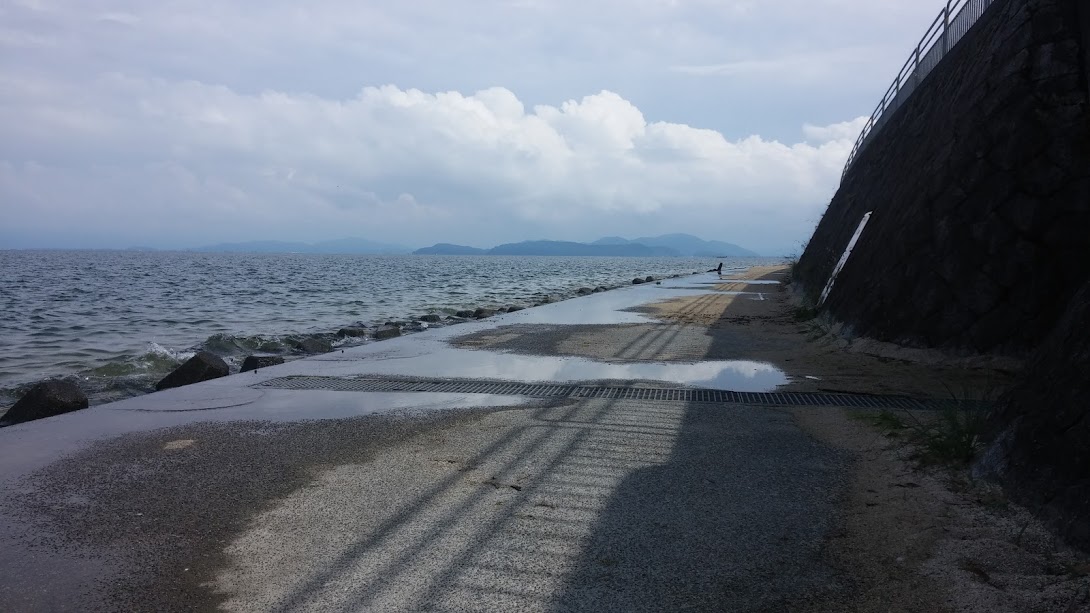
293;338;332;354
373;326;401;340
337;327;368;338
156;351;229;391
454;310;475;318
473;308;497;319
1;380;89;426
593;286;608;293
506;305;524;312
632;278;645;284
240;355;285;373
576;287;592;295
645;276;654;282
419;314;442;323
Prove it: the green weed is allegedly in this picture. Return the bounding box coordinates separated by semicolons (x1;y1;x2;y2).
793;305;817;322
909;401;991;464
865;384;999;465
869;409;908;435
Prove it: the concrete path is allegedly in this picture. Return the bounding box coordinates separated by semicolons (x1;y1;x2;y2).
0;269;850;611
213;399;842;612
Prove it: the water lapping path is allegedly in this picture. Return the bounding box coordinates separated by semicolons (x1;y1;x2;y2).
0;251;780;406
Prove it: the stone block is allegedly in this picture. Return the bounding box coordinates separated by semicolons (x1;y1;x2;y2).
241;356;285;372
156;352;229;391
373;326;401;340
1;380;88;426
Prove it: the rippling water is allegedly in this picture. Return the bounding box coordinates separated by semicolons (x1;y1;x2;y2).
1;250;780;406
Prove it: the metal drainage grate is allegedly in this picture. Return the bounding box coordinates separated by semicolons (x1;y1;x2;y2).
256;376;959;410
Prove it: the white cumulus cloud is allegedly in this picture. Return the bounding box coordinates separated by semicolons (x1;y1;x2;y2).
0;75;864;252
802;116;869;144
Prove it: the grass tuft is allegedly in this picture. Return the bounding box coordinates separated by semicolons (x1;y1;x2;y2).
793;305;817;322
911;401;991;465
868;409;908;436
865;384;999;465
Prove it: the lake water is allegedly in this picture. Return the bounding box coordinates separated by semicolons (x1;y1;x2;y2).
0;250;782;407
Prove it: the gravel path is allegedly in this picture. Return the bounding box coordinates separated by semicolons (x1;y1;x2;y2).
0;266;859;611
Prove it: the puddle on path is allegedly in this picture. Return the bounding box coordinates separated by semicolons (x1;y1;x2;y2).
493;285;717;325
291;277;789;392
308;342;787;392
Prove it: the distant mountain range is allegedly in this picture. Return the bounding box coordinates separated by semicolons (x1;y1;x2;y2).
413;243;488;255
415;241;677;257
415;234;757;257
187;233;758;257
192;237;412;255
591;234;759;257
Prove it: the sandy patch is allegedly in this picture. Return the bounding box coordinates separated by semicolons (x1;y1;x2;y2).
458;267;1015;398
792;408;1090;612
633;266;1017;397
163;439;196;450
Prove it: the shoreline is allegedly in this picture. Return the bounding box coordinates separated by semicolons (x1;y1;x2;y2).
2;261;763;413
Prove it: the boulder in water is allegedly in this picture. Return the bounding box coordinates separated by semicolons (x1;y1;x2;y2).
454;310;475;318
293;337;332;354
506;305;524;312
632;278;645;285
419;314;442;323
576;287;592;295
373;326;401;340
473;308;496;319
645;276;654;282
337;327;368;338
1;380;89;426
156;351;229;391
241;355;285;373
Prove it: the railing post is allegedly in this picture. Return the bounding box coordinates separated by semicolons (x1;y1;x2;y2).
943;1;950;54
840;0;996;181
914;46;922;86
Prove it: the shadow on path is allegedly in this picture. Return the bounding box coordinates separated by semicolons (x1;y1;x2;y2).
546;270;846;611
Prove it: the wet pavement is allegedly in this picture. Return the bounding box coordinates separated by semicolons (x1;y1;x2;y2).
0;275;788;477
0;269;860;612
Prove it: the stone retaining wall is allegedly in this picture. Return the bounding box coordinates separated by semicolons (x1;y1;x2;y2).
795;0;1090;550
796;0;1090;356
977;279;1090;550
1081;0;1090;98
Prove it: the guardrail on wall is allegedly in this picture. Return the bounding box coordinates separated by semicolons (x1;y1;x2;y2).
841;0;996;180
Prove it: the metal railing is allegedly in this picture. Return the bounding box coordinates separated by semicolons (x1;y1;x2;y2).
841;0;995;180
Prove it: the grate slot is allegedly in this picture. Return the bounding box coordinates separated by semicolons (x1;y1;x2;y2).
255;376;955;410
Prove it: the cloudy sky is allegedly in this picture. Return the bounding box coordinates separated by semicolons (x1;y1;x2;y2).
1;0;942;255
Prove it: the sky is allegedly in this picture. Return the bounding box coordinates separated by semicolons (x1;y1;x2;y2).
0;0;944;255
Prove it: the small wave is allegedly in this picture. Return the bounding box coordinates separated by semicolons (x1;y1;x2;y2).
125;342;196;373
82;342;194;384
200;332;292;356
